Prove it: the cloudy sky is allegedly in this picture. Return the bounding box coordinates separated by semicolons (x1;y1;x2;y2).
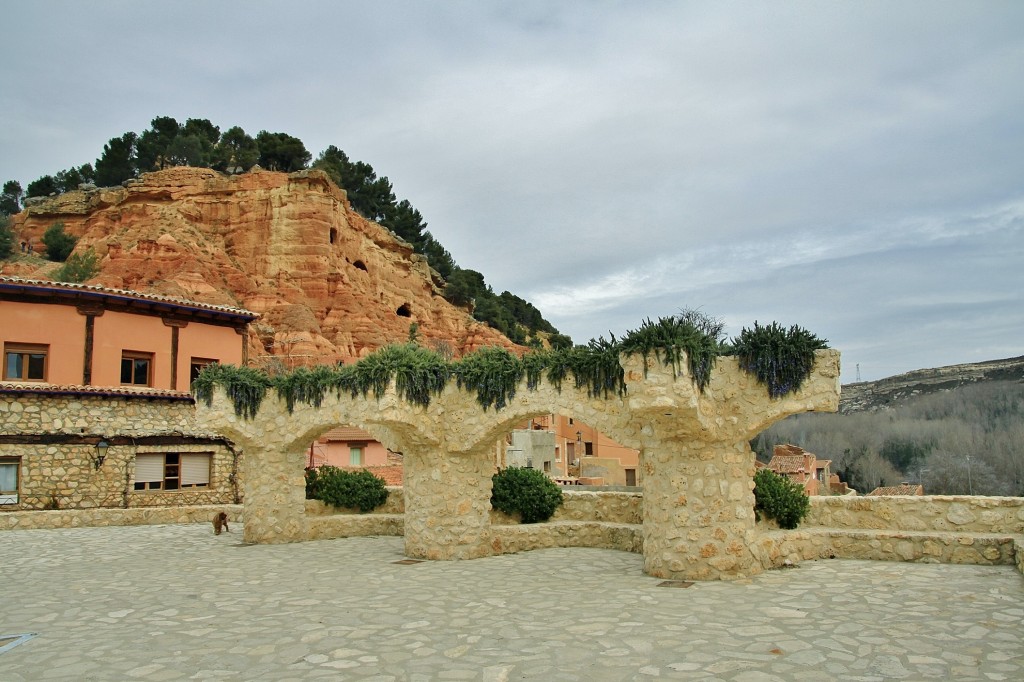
2;1;1022;383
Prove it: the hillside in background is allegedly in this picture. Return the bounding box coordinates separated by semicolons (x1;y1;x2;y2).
0;116;566;349
839;356;1024;413
3;166;527;368
755;356;1024;496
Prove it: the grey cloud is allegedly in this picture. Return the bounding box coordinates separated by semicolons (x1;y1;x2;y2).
1;1;1021;383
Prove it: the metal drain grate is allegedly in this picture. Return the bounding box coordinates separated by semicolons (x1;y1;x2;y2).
393;559;424;565
656;580;694;588
0;633;38;656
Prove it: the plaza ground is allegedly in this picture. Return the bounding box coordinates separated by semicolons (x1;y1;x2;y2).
1;524;1021;680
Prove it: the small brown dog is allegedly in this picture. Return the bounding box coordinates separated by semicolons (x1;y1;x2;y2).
213;511;230;535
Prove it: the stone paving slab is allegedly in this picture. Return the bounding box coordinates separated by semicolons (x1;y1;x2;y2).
0;524;1021;680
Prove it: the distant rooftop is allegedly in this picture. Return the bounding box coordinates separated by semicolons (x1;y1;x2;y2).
868;484;925;496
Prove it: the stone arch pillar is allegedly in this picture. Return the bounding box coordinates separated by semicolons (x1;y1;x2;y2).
623;350;840;580
238;435;308;544
402;443;496;560
640;436;760;580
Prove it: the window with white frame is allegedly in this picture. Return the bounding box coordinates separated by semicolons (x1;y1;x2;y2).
134;453;210;491
0;457;20;504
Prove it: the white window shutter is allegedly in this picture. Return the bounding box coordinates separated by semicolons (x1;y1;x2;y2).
135;454;165;483
181;454;211;486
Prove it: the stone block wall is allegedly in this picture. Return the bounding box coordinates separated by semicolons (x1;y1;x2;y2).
1;392;238;511
805;495;1024;534
1;441;238;510
0;392;197;433
490;490;642;525
752;495;1024;570
0;504;241;531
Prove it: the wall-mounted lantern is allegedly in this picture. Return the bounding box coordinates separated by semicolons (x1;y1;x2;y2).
93;440;109;470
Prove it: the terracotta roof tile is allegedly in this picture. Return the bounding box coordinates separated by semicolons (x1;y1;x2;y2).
768;455;808;474
0;381;194;401
867;484;925;496
319;427;376;442
0;276;258;319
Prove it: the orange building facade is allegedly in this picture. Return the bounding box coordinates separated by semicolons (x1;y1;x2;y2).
1;277;258;511
505;414;641;487
0;277;256;391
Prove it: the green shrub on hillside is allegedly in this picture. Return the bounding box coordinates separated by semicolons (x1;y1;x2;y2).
305;466;389;512
0;215;13;259
753;468;810;529
41;221;76;262
491;466;564;523
54;248;99;283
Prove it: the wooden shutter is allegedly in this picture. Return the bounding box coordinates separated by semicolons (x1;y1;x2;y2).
180;454;210;486
135;454;165;483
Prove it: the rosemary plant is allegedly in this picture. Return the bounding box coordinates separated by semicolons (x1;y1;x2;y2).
728;321;829;398
619;309;726;392
192;312;830;419
453;346;525;410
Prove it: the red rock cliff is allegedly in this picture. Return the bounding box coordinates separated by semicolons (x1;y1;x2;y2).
9;166;522;366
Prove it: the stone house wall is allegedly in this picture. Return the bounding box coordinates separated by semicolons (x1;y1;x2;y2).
0;391;238;511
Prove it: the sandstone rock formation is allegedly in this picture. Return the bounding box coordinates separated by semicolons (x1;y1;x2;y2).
9;167;523;366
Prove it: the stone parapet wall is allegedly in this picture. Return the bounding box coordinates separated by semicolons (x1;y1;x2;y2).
753;529;1017;568
806;495;1024;534
0;504;241;531
490;490;642;525
303;487;405;516
492;521;642;555
305;514;404;541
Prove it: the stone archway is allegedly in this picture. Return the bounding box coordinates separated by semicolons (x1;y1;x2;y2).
194;351;840;580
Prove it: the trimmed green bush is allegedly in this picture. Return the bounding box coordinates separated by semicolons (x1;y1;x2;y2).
491;466;564;523
305;466;389;512
753;468;810;529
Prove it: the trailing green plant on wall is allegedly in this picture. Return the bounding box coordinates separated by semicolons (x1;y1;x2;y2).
620;309;726;392
192;363;272;419
193;311;831;419
453;345;524;410
305;466;389;512
729;322;829;399
491;466;564;523
752;468;810;529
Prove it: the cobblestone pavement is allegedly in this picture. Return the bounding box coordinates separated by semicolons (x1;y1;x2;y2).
1;524;1022;681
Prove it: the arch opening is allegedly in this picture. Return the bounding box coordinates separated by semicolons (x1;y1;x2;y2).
498;411;640;488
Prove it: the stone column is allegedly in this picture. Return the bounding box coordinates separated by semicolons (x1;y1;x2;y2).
641;438;760;581
240;441;307;544
403;446;495;560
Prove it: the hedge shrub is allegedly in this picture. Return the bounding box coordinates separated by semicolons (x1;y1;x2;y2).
491;466;564;523
753;468;810;529
305;466;389;512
